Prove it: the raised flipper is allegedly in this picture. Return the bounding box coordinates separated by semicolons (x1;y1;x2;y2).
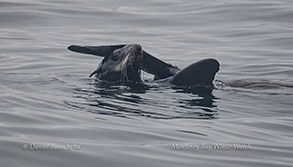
170;58;220;87
68;45;125;57
141;51;179;79
67;45;179;79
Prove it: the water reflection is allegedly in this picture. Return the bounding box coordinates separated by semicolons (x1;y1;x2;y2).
175;87;217;106
66;80;219;119
173;87;218;119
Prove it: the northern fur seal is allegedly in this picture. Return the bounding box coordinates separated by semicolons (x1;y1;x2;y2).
68;44;220;87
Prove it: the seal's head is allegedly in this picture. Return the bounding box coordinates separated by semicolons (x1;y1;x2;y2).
89;44;143;83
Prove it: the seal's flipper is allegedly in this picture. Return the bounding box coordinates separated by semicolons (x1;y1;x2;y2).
68;44;179;79
68;45;126;57
170;58;220;87
142;51;179;79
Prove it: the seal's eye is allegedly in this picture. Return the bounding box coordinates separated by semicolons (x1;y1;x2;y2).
111;54;119;61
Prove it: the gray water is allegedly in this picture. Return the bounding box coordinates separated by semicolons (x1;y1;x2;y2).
1;0;293;166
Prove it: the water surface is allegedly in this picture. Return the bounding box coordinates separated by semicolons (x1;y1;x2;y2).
1;0;293;166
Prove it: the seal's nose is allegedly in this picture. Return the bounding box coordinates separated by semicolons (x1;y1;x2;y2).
130;44;141;51
135;44;141;50
128;44;142;54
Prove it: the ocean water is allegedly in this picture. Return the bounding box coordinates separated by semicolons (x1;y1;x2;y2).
1;0;293;166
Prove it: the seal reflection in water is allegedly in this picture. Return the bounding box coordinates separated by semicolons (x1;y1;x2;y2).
88;44;143;83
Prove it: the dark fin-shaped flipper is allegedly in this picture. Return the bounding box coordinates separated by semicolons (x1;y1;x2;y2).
68;45;126;57
170;58;220;87
67;44;179;79
142;51;179;79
